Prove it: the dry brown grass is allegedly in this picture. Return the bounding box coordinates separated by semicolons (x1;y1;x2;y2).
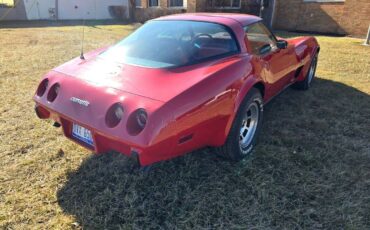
0;21;369;229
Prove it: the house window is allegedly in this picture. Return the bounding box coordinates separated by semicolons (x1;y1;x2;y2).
0;0;15;8
208;0;241;9
148;0;159;7
135;0;142;7
169;0;184;7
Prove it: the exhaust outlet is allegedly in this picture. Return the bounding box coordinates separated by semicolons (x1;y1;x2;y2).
53;122;61;128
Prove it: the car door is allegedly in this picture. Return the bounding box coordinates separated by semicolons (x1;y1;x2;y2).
244;22;296;99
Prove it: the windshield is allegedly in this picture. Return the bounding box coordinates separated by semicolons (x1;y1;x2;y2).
100;20;239;68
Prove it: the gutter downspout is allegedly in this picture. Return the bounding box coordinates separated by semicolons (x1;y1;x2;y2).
55;0;58;20
259;0;264;17
270;0;277;29
364;25;370;46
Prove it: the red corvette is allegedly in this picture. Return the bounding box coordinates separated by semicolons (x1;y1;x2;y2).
34;13;319;166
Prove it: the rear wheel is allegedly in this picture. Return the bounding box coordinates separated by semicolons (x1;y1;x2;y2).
216;88;263;161
292;54;318;90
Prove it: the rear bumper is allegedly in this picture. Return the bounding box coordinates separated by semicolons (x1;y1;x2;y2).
34;103;163;166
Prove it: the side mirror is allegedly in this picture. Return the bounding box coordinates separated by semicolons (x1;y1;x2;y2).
276;40;288;49
259;44;272;55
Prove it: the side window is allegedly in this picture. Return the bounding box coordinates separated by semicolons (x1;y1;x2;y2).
244;23;277;55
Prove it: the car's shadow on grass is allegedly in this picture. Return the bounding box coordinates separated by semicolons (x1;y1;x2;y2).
57;78;370;229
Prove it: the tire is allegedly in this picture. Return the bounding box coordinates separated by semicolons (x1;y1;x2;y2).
292;54;318;90
216;88;263;161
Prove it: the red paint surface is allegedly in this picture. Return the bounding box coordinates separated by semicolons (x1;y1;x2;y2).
34;14;319;166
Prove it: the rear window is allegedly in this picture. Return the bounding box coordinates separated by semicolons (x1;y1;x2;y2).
100;20;239;68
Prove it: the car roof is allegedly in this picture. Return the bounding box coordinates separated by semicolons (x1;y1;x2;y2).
154;13;262;27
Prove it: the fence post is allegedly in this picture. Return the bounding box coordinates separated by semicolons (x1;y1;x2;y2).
365;25;370;46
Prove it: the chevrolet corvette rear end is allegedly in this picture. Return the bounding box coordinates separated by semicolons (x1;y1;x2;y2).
34;13;319;166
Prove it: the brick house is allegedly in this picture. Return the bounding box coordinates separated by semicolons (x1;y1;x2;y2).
133;0;261;23
273;0;370;37
132;0;370;37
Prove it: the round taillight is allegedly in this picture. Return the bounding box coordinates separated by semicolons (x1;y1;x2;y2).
136;109;147;129
36;78;49;97
47;83;60;102
106;103;124;128
127;108;148;135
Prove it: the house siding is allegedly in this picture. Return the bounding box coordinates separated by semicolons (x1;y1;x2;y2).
273;0;370;36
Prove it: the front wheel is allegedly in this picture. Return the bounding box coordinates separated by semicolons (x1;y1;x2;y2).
292;54;318;90
216;88;263;161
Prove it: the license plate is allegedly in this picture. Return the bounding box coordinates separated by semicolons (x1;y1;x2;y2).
72;123;94;146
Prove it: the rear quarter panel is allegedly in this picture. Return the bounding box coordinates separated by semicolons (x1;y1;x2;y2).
146;54;262;162
288;36;320;81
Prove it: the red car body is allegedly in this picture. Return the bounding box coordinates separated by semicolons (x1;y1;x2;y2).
34;13;319;166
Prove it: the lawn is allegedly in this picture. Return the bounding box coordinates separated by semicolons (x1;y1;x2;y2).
0;21;369;229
